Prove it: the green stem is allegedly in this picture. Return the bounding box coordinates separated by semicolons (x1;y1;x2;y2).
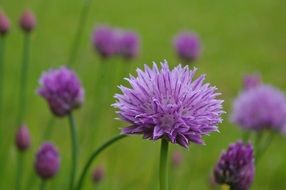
0;37;5;122
17;34;30;125
67;0;93;67
75;134;126;190
42;117;55;140
39;180;46;190
15;153;24;190
256;132;276;164
159;139;169;190
68;113;78;190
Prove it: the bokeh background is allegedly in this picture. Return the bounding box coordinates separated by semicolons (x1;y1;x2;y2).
1;0;286;189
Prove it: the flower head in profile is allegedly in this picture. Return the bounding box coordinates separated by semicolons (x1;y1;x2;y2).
19;10;36;33
117;31;140;59
35;143;60;180
92;25;117;58
15;125;31;151
214;141;255;190
113;61;224;148
0;11;10;36
173;32;201;63
243;74;261;90
38;67;84;117
231;84;286;132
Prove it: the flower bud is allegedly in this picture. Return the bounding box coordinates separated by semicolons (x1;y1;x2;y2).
15;125;31;151
19;10;36;33
0;11;10;36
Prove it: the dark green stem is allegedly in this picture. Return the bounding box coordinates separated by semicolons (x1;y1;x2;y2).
75;134;126;190
68;113;78;190
39;180;46;190
17;34;30;125
67;0;93;67
15;153;24;190
159;139;169;190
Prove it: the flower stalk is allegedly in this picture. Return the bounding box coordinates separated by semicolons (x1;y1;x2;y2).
159;139;169;190
68;113;78;190
76;134;126;190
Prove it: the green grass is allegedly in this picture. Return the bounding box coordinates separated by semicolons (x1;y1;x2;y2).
1;0;286;189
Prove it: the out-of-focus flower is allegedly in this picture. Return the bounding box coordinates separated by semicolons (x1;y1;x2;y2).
0;11;10;36
113;60;224;148
231;85;286;132
38;67;84;117
15;125;31;151
214;141;255;190
171;151;183;167
117;31;140;59
19;10;36;33
173;32;201;63
35;143;60;180
92;26;117;58
243;74;261;90
92;165;105;184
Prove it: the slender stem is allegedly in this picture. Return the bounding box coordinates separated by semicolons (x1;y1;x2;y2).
67;0;93;67
254;131;263;160
0;37;5;122
39;180;46;190
68;113;78;190
256;132;276;164
159;139;169;190
76;134;126;190
15;153;24;190
17;34;30;125
242;131;250;143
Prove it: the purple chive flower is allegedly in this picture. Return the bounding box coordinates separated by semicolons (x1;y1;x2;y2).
19;10;36;33
0;11;10;36
92;26;117;58
35;143;60;180
113;61;224;148
171;151;183;167
117;31;140;59
38;67;85;117
243;74;261;90
173;32;201;63
214;141;255;190
92;165;105;184
231;85;286;132
15;125;31;151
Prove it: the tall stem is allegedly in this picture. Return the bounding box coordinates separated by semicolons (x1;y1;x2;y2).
256;132;276;164
15;153;24;190
159;139;169;190
76;134;126;190
68;113;78;190
0;37;5;123
67;0;93;67
17;34;30;125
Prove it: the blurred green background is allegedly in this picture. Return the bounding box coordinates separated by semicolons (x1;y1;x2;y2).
0;0;286;189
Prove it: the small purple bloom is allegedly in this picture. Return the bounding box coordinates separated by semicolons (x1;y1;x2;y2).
19;10;36;33
92;26;117;58
171;151;183;167
15;125;31;151
113;60;224;148
231;85;286;132
38;67;85;117
243;74;261;90
214;141;255;190
35;143;60;180
0;11;10;36
92;165;105;184
173;32;201;63
117;31;140;59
